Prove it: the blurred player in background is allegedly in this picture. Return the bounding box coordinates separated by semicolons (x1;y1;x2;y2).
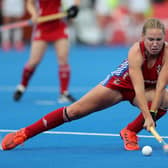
13;0;80;103
126;0;151;44
95;0;119;44
1;0;25;51
1;18;168;151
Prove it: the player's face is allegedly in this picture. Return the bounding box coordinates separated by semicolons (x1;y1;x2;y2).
143;28;165;55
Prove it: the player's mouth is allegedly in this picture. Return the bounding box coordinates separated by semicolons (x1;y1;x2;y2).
151;48;160;53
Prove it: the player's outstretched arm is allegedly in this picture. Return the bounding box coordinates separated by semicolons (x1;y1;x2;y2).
128;43;155;130
150;47;168;112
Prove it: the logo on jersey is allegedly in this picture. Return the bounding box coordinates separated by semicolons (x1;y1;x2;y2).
156;65;161;75
123;72;129;80
113;78;121;85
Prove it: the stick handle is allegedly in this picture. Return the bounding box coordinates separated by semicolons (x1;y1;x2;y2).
150;127;166;145
37;12;67;23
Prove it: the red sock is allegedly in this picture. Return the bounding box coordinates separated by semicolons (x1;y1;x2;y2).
21;65;36;87
126;113;144;133
25;107;66;138
126;103;167;133
59;64;70;94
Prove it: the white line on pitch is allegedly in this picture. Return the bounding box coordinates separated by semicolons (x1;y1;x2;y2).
0;129;168;139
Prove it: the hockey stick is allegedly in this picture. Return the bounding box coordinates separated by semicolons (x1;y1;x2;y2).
0;12;67;32
150;127;168;152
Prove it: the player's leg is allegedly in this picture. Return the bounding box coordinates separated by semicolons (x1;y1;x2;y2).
54;39;75;103
2;85;123;150
13;40;48;101
125;88;168;132
124;104;167;133
24;85;122;137
120;88;168;150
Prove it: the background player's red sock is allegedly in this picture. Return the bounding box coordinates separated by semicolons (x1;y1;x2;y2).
21;65;36;87
25;107;66;138
126;103;167;133
59;64;70;94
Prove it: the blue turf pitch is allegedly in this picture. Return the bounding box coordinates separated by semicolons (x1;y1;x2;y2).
0;44;168;168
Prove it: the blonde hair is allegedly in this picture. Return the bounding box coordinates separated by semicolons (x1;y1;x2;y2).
142;18;165;35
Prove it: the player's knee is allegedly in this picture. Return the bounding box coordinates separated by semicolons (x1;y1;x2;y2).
65;105;83;121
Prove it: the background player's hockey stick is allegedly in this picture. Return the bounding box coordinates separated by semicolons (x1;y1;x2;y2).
0;12;67;32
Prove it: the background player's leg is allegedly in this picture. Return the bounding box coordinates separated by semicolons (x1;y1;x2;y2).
13;40;48;101
54;39;76;103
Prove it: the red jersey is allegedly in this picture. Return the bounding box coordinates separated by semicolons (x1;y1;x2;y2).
37;0;61;16
101;41;165;90
33;0;68;41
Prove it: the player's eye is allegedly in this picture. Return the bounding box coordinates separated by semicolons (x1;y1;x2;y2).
156;38;162;41
147;37;154;41
147;37;162;42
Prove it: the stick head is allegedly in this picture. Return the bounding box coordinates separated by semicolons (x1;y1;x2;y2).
163;144;168;153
